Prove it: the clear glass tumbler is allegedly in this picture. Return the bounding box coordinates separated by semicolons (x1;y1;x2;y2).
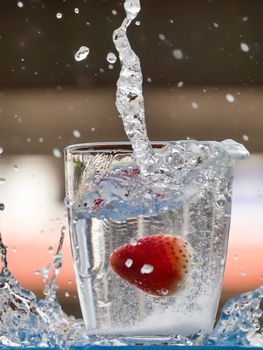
64;140;248;340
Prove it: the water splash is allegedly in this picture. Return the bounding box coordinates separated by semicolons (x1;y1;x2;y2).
113;0;156;175
0;228;88;348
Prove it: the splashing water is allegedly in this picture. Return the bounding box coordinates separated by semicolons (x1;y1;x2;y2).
0;228;88;348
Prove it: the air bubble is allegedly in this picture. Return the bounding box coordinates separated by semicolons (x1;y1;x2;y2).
64;292;70;298
240;271;247;277
106;52;117;64
242;134;249;141
64;197;74;208
0;203;4;211
112;9;117;15
159;33;166;41
56;12;63;19
14;165;19;171
125;259;133;268
161;288;169;295
74;8;79;14
177;81;184;88
17;1;23;8
0;147;4;155
191;102;198;109
48;246;54;253
141;264;154;274
74;46;90;62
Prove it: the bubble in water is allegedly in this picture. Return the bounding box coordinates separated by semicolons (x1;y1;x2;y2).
240;271;247;277
39;137;44;143
0;177;6;185
74;46;90;61
12;247;17;253
177;81;184;87
73;129;81;138
17;1;23;8
140;264;154;274
0;203;5;211
226;94;235;103
125;259;133;268
135;20;140;26
173;49;184;60
48;246;54;253
0;147;4;155
242;16;248;22
56;12;63;19
64;291;70;298
191;102;198;109
52;148;62;158
14;165;19;171
161;288;169;295
74;8;79;14
213;22;219;28
240;42;250;52
242;134;249;141
64;196;74;208
106;52;117;64
234;254;239;260
112;9;117;15
91;127;95;132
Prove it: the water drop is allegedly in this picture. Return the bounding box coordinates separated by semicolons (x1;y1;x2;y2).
161;288;169;295
52;148;62;158
0;203;5;211
173;49;184;60
74;46;90;62
73;129;81;138
56;12;63;19
64;291;70;298
64;197;74;208
17;1;23;8
240;42;250;52
0;147;3;155
39;137;44;143
177;81;184;87
112;9;117;15
240;271;247;277
159;33;166;41
91;127;95;132
242;134;249;141
74;8;79;14
213;22;219;28
68;279;72;285
234;254;239;260
242;16;248;22
191;102;198;109
226;94;235;103
106;52;117;64
108;64;114;70
125;259;133;268
48;246;54;253
0;177;6;185
14;165;19;171
141;264;154;274
12;247;17;253
135;20;140;26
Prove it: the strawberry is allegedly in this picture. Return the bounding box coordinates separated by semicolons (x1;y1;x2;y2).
109;234;192;296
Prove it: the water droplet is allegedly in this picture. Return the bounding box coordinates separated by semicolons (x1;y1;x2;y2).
191;102;198;109
108;64;114;70
65;291;70;298
240;42;250;52
0;203;5;211
73;129;81;138
52;148;62;158
39;137;44;143
17;1;23;8
161;288;169;295
112;9;117;15
147;77;152;83
0;147;3;155
12;247;17;253
226;94;235;103
135;20;140;26
106;52;117;64
173;49;184;60
74;8;79;14
56;12;63;19
74;46;90;62
234;254;239;260
91;127;95;132
64;197;74;208
240;271;247;277
48;246;54;253
242;134;249;141
242;16;248;22
68;279;72;285
141;264;154;274
14;165;19;171
0;177;6;185
125;259;133;268
177;81;184;88
159;33;166;41
213;22;219;28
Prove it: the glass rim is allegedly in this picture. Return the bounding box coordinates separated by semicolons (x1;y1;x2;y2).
64;141;169;155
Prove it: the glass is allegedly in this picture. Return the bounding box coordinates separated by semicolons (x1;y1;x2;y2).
64;141;248;341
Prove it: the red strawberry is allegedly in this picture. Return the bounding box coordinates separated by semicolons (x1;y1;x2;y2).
109;234;192;296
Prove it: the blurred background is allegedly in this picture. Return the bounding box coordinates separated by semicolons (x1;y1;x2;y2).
0;0;262;318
